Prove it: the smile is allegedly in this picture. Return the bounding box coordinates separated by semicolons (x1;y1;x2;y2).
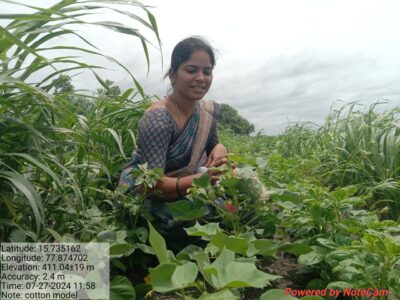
192;86;206;92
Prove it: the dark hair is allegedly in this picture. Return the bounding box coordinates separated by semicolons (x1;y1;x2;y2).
165;36;216;78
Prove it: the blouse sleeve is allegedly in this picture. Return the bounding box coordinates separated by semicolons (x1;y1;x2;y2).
138;108;173;170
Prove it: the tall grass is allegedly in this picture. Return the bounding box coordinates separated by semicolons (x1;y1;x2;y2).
275;102;400;219
0;0;159;241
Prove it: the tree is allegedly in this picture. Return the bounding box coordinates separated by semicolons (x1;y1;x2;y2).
218;103;255;135
96;79;121;98
50;75;75;94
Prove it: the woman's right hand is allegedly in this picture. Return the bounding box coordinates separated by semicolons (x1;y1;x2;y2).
206;157;227;185
205;143;228;168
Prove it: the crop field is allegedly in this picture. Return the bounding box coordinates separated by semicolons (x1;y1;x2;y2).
1;1;399;300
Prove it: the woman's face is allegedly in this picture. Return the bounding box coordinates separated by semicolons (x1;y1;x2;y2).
170;50;213;101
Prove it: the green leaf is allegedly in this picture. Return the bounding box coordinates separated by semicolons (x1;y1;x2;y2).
305;278;326;290
384;234;400;257
6;153;63;187
105;128;127;160
9;229;27;242
220;176;240;188
199;289;240;300
97;230;117;242
46;228;62;242
247;239;279;257
275;200;298;209
134;283;152;300
133;227;148;243
0;25;48;65
200;248;281;289
331;186;358;201
184;222;220;237
279;243;313;257
325;250;353;266
260;289;297;300
229;154;257;166
295;226;315;237
0;171;44;236
109;243;136;258
136;243;154;255
192;173;210;188
147;221;170;264
210;232;249;256
263;221;277;237
316;238;337;249
298;251;325;265
110;275;136;300
176;245;204;261
84;206;103;217
149;262;198;293
167;199;209;221
111;259;127;272
273;190;302;204
121;88;133;99
263;178;284;188
326;281;354;290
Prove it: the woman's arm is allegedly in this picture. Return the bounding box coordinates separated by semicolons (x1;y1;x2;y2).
155;174;202;201
205;143;228;167
155;156;228;201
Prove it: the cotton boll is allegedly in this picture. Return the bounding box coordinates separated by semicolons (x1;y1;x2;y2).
257;184;269;204
197;166;208;174
232;168;239;177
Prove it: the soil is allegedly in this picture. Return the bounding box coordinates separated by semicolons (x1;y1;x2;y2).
242;253;304;300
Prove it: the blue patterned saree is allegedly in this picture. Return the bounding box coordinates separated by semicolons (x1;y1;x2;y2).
118;100;219;228
119;100;218;190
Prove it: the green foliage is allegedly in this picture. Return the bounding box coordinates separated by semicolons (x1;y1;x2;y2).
149;262;198;293
184;222;221;237
97;79;122;98
0;0;160;244
167;199;210;221
326;231;400;297
49;75;75;95
146;218;280;297
218;103;255;135
0;0;160;96
2;1;400;299
219;114;400;299
148;221;174;264
110;276;136;300
0;170;44;238
273;102;400;218
198;247;280;289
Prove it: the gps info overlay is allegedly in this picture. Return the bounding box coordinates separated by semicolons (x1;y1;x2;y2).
0;243;109;300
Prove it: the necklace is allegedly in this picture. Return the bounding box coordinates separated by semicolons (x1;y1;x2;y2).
169;95;183;128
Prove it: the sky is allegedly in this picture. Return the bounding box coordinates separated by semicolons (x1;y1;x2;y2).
3;0;400;134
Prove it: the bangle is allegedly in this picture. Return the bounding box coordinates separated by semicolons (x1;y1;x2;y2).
176;177;184;198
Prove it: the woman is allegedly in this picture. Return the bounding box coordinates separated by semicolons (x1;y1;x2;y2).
119;36;228;229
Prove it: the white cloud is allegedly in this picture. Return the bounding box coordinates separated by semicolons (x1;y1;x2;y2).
3;0;400;134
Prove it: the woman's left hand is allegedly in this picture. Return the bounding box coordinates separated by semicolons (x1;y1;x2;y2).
205;143;228;167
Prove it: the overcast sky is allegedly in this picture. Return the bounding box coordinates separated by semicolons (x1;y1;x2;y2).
3;0;400;134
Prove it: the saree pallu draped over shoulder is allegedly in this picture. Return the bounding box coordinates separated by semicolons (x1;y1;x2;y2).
166;100;214;177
